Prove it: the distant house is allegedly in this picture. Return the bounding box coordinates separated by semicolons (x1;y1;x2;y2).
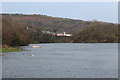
56;33;64;36
26;26;32;29
41;30;72;37
56;32;72;37
42;30;56;35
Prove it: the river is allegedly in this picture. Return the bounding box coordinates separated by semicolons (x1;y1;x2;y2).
2;43;118;78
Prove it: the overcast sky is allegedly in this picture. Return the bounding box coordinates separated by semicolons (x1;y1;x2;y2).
2;2;118;23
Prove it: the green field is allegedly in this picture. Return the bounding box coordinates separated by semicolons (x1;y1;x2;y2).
0;48;21;53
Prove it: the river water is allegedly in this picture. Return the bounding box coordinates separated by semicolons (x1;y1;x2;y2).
2;43;118;78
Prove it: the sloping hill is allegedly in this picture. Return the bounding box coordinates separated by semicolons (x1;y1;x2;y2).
2;14;118;46
3;14;91;33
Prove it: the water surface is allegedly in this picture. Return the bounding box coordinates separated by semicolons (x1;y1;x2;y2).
2;43;118;78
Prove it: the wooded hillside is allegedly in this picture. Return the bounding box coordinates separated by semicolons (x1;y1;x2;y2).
2;14;118;46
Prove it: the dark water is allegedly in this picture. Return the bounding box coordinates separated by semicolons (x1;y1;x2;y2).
2;43;118;78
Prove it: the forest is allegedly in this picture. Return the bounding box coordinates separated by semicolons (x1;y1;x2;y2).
2;14;119;47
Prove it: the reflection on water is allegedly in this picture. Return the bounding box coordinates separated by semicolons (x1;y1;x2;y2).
2;43;118;78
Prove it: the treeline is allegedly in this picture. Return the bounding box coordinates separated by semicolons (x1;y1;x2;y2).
2;15;31;46
2;14;119;47
73;21;118;43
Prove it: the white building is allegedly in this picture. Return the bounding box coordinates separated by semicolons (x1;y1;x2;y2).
63;32;72;36
56;32;72;37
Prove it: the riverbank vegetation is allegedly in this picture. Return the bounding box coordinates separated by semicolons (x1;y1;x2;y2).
2;47;21;53
1;45;22;53
2;14;119;47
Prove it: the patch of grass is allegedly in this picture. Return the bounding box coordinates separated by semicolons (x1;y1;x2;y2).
0;47;22;53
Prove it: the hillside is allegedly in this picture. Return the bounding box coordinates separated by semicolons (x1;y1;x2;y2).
2;14;92;33
2;14;119;46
